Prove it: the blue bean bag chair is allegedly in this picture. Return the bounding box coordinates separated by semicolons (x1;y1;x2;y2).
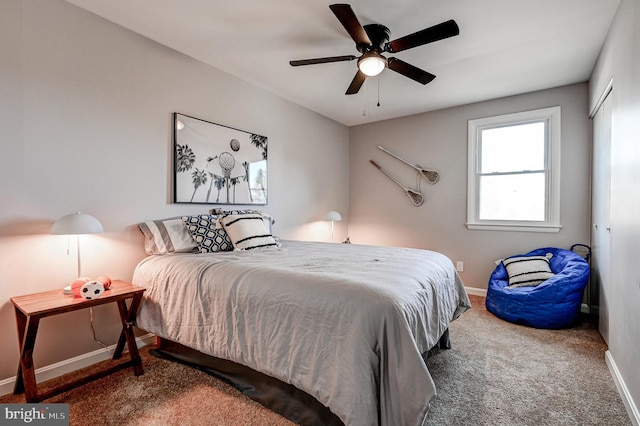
486;247;590;329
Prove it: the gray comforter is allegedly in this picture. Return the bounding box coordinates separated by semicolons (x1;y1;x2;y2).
133;240;471;426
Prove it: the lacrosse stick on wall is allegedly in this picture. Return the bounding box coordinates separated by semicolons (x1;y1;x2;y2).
378;145;439;184
370;160;424;206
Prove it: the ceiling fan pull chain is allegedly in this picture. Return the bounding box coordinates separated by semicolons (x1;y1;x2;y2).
362;93;368;117
377;76;381;107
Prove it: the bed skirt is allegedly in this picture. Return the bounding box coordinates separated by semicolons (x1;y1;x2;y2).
148;330;451;426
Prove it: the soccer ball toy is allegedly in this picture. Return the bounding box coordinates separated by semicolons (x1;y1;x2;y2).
80;280;104;300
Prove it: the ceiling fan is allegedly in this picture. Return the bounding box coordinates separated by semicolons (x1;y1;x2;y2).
290;4;459;95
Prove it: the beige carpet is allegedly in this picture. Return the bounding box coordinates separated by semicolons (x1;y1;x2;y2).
424;295;630;426
1;347;294;426
1;295;631;425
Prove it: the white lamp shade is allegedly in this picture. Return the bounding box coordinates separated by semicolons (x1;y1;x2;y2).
51;212;104;235
323;210;342;222
358;54;387;77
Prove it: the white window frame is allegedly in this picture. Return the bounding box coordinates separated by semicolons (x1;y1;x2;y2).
466;106;562;233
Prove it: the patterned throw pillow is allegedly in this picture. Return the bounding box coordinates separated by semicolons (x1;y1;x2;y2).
181;215;233;253
138;218;198;255
219;213;278;251
503;253;554;288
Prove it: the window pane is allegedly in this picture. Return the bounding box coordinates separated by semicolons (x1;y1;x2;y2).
479;173;545;221
480;122;546;173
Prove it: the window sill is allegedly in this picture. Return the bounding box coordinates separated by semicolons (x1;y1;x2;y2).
466;223;562;233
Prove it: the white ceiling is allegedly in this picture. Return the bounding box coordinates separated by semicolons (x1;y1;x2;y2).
65;0;619;126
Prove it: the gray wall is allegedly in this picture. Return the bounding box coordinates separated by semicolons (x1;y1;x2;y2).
590;0;640;419
2;1;636;420
348;83;592;289
0;0;349;382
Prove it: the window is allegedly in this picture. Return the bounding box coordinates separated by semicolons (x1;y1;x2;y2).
467;106;561;232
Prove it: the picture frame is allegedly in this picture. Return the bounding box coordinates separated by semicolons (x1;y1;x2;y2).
173;113;268;205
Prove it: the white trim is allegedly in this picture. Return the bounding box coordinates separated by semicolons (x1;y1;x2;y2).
606;350;640;426
467;106;562;232
0;333;156;397
590;78;613;118
464;286;487;297
465;223;561;233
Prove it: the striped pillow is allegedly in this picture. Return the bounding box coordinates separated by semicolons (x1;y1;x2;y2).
210;208;276;233
138;218;198;255
503;253;554;288
220;213;277;251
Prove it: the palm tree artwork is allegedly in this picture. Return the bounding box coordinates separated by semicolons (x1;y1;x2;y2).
176;144;195;172
173;113;267;205
250;134;267;160
190;168;208;202
204;155;219;203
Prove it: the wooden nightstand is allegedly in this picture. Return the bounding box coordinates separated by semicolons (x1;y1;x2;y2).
10;280;146;402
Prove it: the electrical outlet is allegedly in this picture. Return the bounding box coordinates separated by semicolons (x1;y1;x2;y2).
456;261;464;272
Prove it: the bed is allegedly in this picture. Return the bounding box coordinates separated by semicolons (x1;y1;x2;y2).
132;238;470;426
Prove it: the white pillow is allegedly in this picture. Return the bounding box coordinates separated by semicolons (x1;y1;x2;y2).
210;208;276;233
220;213;277;251
138;218;198;255
502;253;554;288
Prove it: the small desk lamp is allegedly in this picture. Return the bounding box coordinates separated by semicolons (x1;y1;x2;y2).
52;212;109;346
323;210;342;242
51;212;103;278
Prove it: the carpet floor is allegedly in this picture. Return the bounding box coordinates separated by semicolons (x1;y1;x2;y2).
424;296;630;426
1;295;631;425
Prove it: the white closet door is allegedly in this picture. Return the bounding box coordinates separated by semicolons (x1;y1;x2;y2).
591;90;612;343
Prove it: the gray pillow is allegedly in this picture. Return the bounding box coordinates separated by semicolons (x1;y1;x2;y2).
138;218;198;255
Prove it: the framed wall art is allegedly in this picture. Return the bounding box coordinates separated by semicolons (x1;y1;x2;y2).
173;113;268;205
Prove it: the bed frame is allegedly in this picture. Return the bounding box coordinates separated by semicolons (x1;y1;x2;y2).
149;330;451;426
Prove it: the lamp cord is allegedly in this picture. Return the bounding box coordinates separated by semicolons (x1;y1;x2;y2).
66;233;111;353
76;235;81;278
89;307;113;354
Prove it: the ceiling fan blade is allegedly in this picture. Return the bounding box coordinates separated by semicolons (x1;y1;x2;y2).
387;57;436;85
386;19;459;53
345;70;367;95
290;55;357;66
329;4;372;46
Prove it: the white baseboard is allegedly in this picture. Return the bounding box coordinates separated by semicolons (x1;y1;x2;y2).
464;286;487;297
0;333;156;398
606;350;640;426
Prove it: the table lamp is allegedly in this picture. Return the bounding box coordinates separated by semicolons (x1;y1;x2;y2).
51;212;103;278
323;210;342;242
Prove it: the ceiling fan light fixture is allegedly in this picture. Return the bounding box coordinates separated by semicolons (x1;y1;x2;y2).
358;53;387;76
289;5;459;95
